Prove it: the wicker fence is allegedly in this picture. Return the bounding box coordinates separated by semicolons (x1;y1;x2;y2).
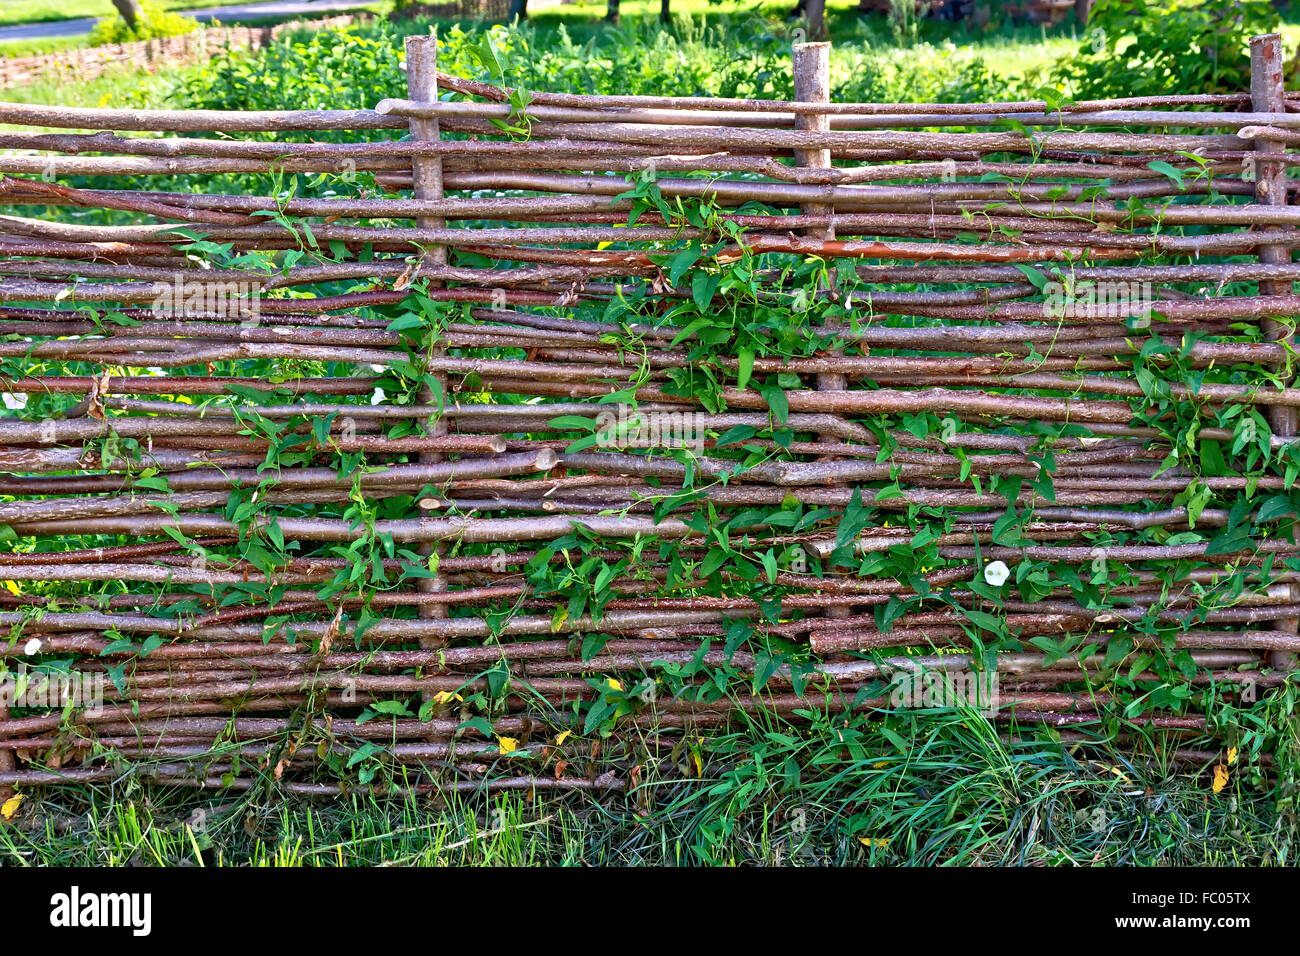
0;34;1297;797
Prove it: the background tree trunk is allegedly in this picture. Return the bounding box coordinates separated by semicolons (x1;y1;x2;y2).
661;0;672;23
606;0;621;23
806;0;827;39
507;0;528;21
111;0;144;30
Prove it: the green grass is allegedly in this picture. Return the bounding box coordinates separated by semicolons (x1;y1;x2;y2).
0;1;392;58
0;0;1075;75
0;0;277;28
527;0;1080;77
0;59;199;109
1;711;1289;865
0;35;91;56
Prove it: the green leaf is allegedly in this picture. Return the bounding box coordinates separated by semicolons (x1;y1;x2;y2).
736;347;755;391
1146;160;1185;190
757;382;788;425
1014;264;1048;290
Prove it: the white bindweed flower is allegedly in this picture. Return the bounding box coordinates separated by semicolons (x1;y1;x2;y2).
2;392;28;410
23;638;41;656
983;560;1011;587
370;388;386;406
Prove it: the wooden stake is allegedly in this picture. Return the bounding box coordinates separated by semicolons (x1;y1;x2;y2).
1250;33;1296;670
793;42;832;229
405;34;452;687
795;40;849;626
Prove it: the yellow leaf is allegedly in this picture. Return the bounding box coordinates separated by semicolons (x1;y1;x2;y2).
606;678;623;692
1212;764;1230;794
1227;746;1238;765
498;736;518;755
858;837;890;848
1;581;18;597
431;691;462;705
1;794;22;820
554;730;572;746
690;749;702;777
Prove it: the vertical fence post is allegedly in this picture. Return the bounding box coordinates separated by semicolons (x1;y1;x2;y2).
794;42;839;401
1250;34;1298;671
1251;34;1293;433
793;42;831;226
793;41;848;625
404;34;452;725
794;41;839;414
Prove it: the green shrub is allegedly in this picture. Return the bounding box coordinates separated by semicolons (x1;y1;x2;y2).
180;25;407;116
1052;0;1276;98
177;15;1011;116
88;1;199;46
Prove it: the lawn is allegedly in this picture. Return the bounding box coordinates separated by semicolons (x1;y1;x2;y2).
0;0;310;28
3;710;1286;866
0;0;392;57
